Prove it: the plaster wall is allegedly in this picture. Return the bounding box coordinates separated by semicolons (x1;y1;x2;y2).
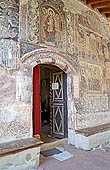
0;0;110;144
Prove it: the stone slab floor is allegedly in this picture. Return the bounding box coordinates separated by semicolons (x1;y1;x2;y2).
38;145;110;170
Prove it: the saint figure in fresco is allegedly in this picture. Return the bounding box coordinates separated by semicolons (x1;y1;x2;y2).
43;8;56;42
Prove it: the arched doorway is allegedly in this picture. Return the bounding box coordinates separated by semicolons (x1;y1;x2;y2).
33;64;68;142
21;48;78;145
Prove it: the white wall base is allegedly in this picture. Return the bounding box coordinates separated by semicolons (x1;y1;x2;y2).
0;147;40;170
68;129;75;145
74;130;110;150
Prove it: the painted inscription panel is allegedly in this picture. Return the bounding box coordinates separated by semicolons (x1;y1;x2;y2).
80;61;102;93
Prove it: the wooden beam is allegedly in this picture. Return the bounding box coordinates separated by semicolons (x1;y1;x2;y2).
99;8;110;14
105;13;110;18
92;1;110;9
87;0;109;5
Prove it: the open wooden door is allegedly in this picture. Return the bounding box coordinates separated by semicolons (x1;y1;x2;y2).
33;66;41;136
51;71;67;138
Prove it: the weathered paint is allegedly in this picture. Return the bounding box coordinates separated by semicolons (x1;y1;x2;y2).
0;0;110;148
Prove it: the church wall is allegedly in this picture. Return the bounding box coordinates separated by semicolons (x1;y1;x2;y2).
0;0;33;143
0;0;110;144
20;0;110;129
74;11;110;128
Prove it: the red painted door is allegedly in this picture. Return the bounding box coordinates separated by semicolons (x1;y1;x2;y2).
33;66;41;136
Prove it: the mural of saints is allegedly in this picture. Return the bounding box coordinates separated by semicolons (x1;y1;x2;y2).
44;8;56;42
41;7;61;45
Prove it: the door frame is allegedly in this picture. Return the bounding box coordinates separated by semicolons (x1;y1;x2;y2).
33;66;41;137
63;72;68;138
33;65;68;139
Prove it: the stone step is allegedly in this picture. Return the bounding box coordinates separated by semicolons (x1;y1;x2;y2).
75;129;110;150
40;138;68;151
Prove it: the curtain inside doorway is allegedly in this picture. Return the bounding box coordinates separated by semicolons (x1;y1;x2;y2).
33;66;41;136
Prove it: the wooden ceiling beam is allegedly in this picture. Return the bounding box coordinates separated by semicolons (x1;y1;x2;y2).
87;0;109;5
92;1;110;9
99;8;110;14
105;13;110;18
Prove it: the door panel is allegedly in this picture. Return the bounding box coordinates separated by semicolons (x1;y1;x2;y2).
51;72;67;138
53;103;64;135
53;73;63;100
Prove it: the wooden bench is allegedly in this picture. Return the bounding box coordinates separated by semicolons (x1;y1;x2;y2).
76;123;110;137
0;138;43;170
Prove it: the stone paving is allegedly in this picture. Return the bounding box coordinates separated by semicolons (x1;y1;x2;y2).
38;144;110;170
93;142;110;153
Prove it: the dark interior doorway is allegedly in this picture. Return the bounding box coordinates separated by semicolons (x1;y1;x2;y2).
40;65;51;142
33;64;68;143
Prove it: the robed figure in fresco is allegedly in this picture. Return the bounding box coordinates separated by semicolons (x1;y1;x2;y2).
41;5;66;48
42;8;56;43
44;8;56;42
41;7;61;44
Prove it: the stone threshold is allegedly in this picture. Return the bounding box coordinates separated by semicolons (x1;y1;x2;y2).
76;123;110;137
0;137;43;157
41;138;68;152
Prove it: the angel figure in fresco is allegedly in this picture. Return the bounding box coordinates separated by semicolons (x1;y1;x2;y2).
43;8;56;42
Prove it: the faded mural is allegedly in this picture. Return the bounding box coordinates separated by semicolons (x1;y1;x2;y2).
75;11;110;128
0;0;32;143
0;0;19;68
21;0;110;129
0;67;32;144
80;62;102;93
0;0;110;143
40;1;66;49
66;11;75;54
28;0;40;43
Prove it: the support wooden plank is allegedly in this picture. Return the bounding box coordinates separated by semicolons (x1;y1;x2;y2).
87;0;109;5
105;13;110;17
92;1;110;9
99;8;110;13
